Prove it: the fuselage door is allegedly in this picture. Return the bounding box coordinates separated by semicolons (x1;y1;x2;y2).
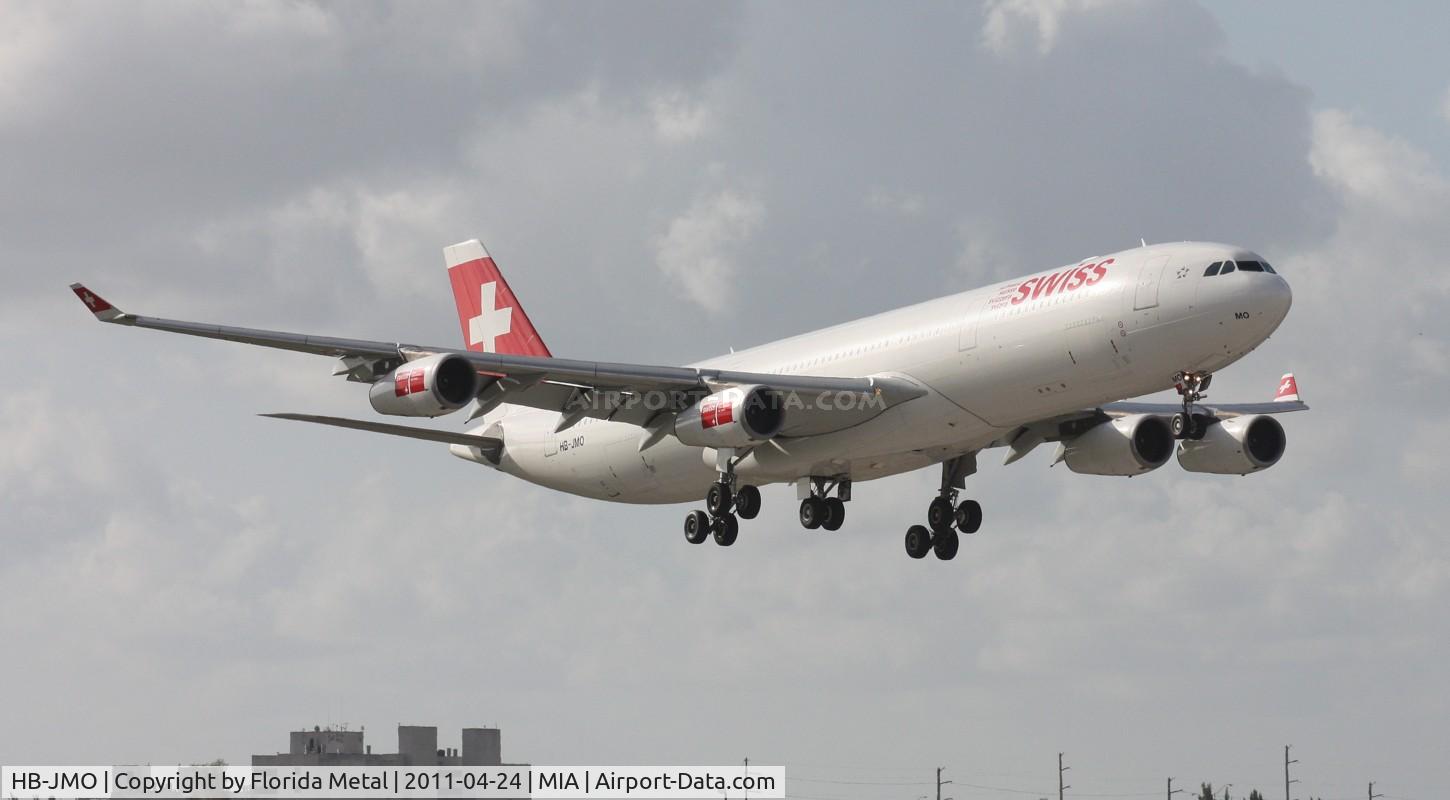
1134;256;1169;310
958;312;979;350
958;293;993;351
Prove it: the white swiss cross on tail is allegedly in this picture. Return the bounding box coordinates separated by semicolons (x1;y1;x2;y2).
468;281;513;352
444;239;553;358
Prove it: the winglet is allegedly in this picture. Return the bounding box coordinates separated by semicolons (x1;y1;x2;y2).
1274;372;1301;403
69;283;125;322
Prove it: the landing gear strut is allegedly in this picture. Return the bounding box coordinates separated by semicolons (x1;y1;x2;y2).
1172;370;1213;440
798;476;850;532
903;453;983;561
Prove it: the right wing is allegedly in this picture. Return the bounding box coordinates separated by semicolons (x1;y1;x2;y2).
989;372;1308;465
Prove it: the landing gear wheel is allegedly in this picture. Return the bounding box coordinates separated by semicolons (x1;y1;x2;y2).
734;485;761;520
904;525;932;559
1171;412;1188;438
821;497;846;531
955;499;982;534
927;496;955;533
706;482;733;516
712;514;739;546
933;529;960;560
683;510;710;544
799;497;825;530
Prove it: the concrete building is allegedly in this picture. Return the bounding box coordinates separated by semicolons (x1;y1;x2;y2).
252;724;513;767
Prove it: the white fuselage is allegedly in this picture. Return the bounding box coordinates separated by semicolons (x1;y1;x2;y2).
450;242;1292;503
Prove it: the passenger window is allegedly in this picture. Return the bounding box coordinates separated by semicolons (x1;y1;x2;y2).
1220;261;1236;274
1262;262;1277;274
1237;260;1264;272
1204;261;1222;276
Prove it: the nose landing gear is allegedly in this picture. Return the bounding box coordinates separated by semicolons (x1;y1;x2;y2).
1172;370;1214;440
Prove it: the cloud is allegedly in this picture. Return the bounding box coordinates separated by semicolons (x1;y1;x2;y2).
649;89;713;143
981;0;1131;55
0;1;60;121
652;189;764;313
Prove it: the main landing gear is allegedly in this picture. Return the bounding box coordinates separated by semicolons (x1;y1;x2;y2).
682;447;761;547
798;476;850;532
904;453;983;561
1171;370;1213;440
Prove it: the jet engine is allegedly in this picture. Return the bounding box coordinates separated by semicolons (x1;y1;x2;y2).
368;353;481;417
1176;414;1285;474
1061;414;1174;476
674;385;785;448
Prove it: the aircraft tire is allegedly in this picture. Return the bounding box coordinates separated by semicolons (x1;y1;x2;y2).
713;514;739;546
955;499;982;534
1171;413;1188;438
927;496;955;533
904;525;932;559
933;529;960;560
735;485;761;519
822;497;846;531
706;482;733;516
684;510;710;544
799;497;825;530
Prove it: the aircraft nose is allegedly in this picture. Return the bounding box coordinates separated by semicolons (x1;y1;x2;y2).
1268;274;1292;321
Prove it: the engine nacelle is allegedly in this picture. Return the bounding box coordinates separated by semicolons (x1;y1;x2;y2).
368;353;481;418
674;385;785;448
1062;414;1174;476
1176;414;1285;474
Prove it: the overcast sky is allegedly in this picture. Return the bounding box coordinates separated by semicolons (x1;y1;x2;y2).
3;2;1448;798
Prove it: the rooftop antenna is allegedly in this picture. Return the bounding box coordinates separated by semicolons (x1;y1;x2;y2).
1141;237;1149;247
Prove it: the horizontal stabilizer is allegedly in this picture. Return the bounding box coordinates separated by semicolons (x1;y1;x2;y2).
260;413;502;460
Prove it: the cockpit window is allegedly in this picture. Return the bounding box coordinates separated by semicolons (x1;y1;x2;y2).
1261;262;1277;274
1204;261;1222;276
1220;261;1236;274
1237;260;1265;272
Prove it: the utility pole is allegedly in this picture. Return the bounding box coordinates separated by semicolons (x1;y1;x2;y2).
1058;753;1070;800
1285;746;1299;800
1167;777;1183;800
936;767;952;800
1368;782;1383;800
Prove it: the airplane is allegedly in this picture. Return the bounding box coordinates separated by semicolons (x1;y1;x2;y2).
71;238;1305;561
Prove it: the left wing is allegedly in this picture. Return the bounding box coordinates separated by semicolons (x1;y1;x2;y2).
69;284;926;435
